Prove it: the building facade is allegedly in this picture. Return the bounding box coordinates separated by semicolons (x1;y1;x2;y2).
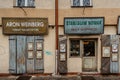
0;0;120;75
58;0;120;74
0;0;56;74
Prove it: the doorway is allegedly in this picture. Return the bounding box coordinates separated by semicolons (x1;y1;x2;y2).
9;36;44;74
82;40;97;72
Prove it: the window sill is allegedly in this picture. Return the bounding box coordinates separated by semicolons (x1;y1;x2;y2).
71;6;93;8
13;6;35;8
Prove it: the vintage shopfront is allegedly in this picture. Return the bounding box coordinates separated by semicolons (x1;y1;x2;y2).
58;17;120;74
2;17;120;74
2;17;56;74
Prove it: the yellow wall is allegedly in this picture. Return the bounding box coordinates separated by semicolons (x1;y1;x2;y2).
59;0;120;9
0;0;119;73
44;27;55;73
0;0;55;9
0;27;9;73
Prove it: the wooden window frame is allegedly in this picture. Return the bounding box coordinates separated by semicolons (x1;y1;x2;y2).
71;0;93;7
14;0;35;8
69;39;80;57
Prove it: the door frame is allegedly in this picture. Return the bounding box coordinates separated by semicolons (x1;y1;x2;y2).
82;39;97;72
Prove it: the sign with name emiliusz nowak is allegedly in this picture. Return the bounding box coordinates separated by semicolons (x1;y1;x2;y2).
2;18;48;35
64;17;104;34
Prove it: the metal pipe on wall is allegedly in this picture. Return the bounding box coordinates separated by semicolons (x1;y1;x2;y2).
55;0;59;75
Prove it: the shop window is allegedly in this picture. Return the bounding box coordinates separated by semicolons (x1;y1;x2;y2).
71;0;92;7
70;40;80;57
15;0;35;8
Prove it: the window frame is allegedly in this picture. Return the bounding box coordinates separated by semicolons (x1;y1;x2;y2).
69;39;81;57
71;0;93;7
14;0;35;8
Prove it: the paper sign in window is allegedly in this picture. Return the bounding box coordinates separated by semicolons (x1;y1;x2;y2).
36;51;42;59
102;47;110;57
112;54;118;62
28;42;33;50
60;43;66;52
28;51;33;59
36;42;42;50
60;53;66;61
112;44;118;53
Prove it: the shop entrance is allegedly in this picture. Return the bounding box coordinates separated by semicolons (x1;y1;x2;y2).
82;40;97;72
9;36;44;74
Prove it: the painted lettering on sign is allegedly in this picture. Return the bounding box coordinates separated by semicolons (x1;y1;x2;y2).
64;17;104;34
2;18;48;35
6;22;44;27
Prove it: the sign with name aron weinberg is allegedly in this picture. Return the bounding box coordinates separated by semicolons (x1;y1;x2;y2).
2;18;48;35
64;17;104;34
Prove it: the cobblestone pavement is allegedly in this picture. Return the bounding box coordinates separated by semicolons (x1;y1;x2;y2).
1;75;120;80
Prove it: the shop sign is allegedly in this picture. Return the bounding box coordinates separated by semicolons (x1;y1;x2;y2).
64;17;104;34
2;18;48;35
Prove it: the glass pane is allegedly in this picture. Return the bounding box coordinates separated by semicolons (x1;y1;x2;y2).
27;0;34;6
83;0;90;6
73;0;80;6
83;41;95;57
70;40;80;56
17;0;25;6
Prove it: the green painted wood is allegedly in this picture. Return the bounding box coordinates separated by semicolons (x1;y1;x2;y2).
9;35;44;74
34;36;44;73
9;36;17;74
101;58;110;74
16;36;26;74
110;35;119;73
26;36;35;73
102;35;110;46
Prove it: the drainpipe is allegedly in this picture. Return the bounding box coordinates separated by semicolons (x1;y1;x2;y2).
55;0;59;75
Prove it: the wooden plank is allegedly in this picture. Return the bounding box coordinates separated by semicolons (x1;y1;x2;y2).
110;35;119;73
101;58;110;74
9;36;17;74
102;35;110;46
83;58;97;71
26;36;35;73
101;35;111;74
58;35;67;73
110;62;119;73
16;36;26;74
34;36;44;73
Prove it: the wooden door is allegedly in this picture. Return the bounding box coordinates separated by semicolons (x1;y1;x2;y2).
9;35;44;74
82;40;97;72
